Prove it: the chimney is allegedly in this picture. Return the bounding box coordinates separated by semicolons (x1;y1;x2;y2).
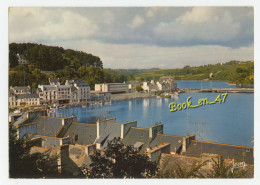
96;118;100;139
149;122;163;139
182;134;196;153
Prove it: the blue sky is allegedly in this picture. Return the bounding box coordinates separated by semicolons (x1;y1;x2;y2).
9;7;254;69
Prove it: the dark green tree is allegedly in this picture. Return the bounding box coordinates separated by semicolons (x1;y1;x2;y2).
136;85;144;92
9;123;60;178
85;137;158;178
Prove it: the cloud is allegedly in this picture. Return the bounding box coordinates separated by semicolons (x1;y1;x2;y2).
102;10;115;25
9;8;98;42
8;7;254;69
153;7;253;48
128;15;145;28
145;7;169;18
49;39;253;69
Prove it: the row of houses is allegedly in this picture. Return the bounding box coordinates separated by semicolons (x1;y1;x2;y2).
9;79;111;108
14;110;253;177
142;77;177;93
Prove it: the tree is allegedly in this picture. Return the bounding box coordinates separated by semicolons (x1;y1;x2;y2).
156;156;207;178
9;123;60;178
233;67;250;85
85;137;158;178
136;86;144;92
207;158;248;178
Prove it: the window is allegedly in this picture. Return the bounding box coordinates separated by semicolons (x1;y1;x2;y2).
246;148;250;152
75;134;79;142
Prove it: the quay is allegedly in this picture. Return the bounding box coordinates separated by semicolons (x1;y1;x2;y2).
181;88;254;93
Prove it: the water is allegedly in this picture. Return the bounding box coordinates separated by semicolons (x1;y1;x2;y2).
52;81;254;147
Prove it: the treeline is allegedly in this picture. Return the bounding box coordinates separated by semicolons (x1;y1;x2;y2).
9;43;129;88
133;60;254;85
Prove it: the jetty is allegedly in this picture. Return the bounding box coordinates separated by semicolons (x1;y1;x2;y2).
181;88;254;93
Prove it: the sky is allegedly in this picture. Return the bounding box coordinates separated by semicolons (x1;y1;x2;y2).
9;7;254;69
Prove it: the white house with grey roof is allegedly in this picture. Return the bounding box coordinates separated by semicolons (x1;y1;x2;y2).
142;77;177;93
38;78;90;104
17;53;28;65
9;86;40;108
38;78;71;104
65;79;90;103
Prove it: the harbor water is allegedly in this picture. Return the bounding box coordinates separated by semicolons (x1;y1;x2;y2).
52;81;254;147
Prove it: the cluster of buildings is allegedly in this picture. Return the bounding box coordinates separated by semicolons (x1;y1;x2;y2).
9;76;178;108
9;78;111;108
95;76;177;94
13;110;253;177
142;77;177;93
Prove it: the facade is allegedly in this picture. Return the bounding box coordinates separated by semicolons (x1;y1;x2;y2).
95;83;129;94
157;76;177;92
90;91;111;101
65;80;90;103
128;81;141;93
142;77;177;93
142;81;158;92
38;78;90;104
9;79;91;107
9;87;40;108
10;86;31;94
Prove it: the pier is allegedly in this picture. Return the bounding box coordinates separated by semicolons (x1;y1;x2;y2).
181;88;254;93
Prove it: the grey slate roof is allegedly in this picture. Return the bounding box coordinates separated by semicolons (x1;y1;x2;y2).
149;134;183;154
122;127;151;153
74;79;89;87
63;123;97;145
183;140;254;165
34;116;63;137
17;94;39;99
96;122;121;149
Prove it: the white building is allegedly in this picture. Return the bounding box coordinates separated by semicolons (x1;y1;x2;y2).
157;76;177;92
9;88;40;107
90;91;111;101
95;83;129;94
65;80;90;103
142;81;157;92
10;86;31;94
142;77;177;93
17;53;28;65
38;78;71;104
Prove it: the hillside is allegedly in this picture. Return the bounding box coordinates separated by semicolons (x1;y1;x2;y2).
9;43;254;88
132;61;254;85
9;43;127;88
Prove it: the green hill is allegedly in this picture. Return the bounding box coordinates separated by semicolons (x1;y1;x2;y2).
9;43;127;88
133;61;254;85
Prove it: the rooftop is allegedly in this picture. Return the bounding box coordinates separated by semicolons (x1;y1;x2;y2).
183;140;254;164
